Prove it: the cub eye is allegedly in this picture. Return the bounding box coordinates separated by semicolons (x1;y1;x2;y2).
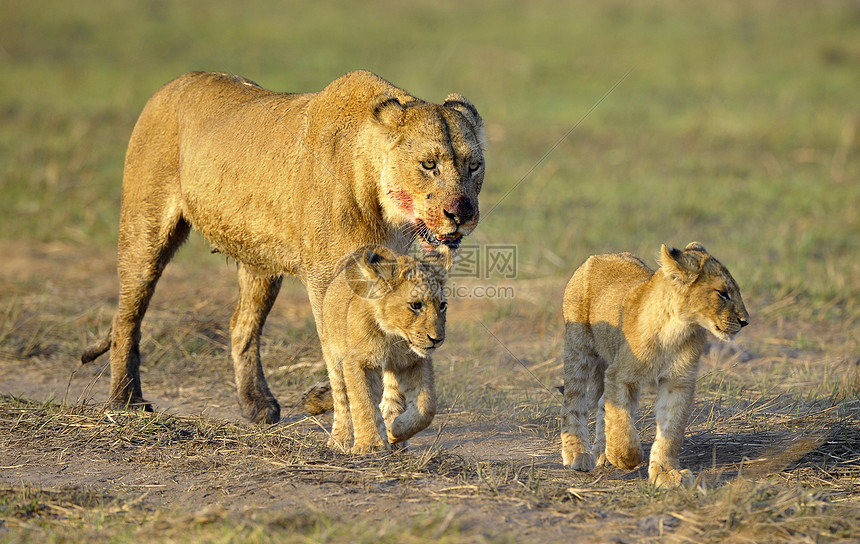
716;289;730;301
409;301;423;311
439;301;448;312
421;159;436;170
468;160;481;172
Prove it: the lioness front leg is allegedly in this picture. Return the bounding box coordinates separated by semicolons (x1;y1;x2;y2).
387;358;436;445
649;375;696;488
344;363;389;454
603;378;643;470
230;264;282;424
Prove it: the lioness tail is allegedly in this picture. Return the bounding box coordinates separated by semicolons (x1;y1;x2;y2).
81;328;111;364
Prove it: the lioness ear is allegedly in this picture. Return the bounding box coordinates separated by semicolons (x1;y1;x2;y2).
684;241;708;254
660;244;701;284
444;93;486;150
371;95;405;129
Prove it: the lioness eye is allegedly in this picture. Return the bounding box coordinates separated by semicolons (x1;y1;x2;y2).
716;289;730;301
439;301;447;312
421;159;436;170
468;160;481;172
409;301;423;311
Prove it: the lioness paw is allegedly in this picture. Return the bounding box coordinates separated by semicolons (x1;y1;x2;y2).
649;466;694;489
239;397;280;425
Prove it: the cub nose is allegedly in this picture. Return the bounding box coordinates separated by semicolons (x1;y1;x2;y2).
427;334;444;346
739;318;749;328
443;198;475;226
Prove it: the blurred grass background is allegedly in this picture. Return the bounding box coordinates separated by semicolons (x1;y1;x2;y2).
1;0;858;318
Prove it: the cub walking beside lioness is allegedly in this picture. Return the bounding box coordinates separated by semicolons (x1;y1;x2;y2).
320;245;447;453
561;242;749;487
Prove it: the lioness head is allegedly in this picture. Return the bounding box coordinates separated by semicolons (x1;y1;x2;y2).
660;242;750;341
345;245;448;358
371;94;486;252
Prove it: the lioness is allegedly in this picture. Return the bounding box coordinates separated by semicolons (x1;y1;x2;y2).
560;242;749;487
321;245;446;453
81;71;485;424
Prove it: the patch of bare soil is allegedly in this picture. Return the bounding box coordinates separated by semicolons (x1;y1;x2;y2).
1;241;858;542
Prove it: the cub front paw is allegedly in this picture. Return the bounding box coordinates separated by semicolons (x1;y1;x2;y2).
649;465;694;489
350;440;390;454
327;434;352;452
563;451;596;472
605;443;643;470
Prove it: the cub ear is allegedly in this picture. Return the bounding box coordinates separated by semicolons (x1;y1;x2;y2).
371;94;406;129
660;244;702;284
444;93;486;150
345;246;398;299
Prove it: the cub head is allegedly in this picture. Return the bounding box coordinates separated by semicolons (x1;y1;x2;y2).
345;245;448;358
660;242;750;341
370;94;486;253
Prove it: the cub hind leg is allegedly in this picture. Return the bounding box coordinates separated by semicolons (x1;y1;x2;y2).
561;323;600;471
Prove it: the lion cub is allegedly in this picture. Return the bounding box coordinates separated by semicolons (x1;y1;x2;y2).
320;246;446;454
561;242;749;487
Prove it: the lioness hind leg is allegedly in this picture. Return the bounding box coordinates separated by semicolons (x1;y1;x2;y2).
230;264;282;424
110;214;190;411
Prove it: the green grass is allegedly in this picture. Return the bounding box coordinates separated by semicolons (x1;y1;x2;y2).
2;1;858;307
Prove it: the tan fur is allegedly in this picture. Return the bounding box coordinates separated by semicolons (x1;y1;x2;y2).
80;71;485;424
320;246;446;453
560;242;749;487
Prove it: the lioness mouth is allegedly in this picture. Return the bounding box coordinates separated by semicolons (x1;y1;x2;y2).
416;220;462;250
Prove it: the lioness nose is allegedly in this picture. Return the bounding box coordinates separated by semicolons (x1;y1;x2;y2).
443;198;475;226
427;335;444;346
739;318;749;328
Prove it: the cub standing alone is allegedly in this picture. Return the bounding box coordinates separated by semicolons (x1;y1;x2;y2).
560;242;749;487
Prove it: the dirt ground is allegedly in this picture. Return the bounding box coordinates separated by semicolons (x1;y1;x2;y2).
2;240;858;542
